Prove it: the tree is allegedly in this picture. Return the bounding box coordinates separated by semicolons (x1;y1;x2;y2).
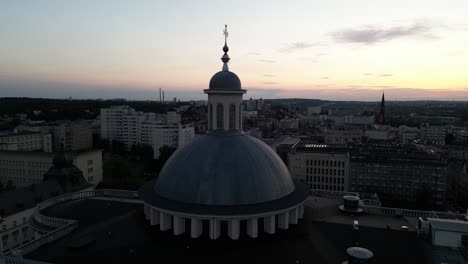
157;145;177;171
6;180;15;191
445;133;455;145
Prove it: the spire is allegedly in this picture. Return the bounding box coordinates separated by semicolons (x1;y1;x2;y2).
380;92;385;113
221;24;230;71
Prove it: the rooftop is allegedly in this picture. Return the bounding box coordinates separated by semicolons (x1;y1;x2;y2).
27;198;434;264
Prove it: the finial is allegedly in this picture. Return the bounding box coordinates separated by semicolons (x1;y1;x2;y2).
221;24;230;71
223;24;229;52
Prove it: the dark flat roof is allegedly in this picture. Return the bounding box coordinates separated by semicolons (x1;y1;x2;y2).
139;179;309;216
27;199;433;264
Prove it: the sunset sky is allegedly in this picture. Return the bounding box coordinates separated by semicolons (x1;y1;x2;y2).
1;0;468;101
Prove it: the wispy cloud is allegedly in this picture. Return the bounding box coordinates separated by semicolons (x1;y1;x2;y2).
263;74;275;77
248;52;261;56
331;21;436;44
379;74;393;77
263;82;279;85
364;73;373;76
279;42;324;53
321;77;329;79
258;59;276;63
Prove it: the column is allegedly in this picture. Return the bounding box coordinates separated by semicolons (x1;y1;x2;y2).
209;219;220;240
191;218;202;238
298;204;304;219
160;212;172;231
246;218;258;238
289;207;298;225
228;220;240;240
173;216;185;235
278;212;289;230
150;208;160;226
144;204;150;220
264;215;276;234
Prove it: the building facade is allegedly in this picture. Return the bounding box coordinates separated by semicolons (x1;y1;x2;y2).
0;149;102;187
0;131;52;152
349;147;447;207
420;123;447;144
16;121;94;151
288;143;350;191
100;106;194;158
141;123;195;158
323;128;362;145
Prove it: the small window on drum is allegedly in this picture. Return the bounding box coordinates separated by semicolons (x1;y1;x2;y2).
229;104;236;130
216;104;224;129
209;103;213;129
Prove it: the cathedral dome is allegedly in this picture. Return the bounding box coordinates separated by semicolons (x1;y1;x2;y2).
208;70;242;91
153;132;295;205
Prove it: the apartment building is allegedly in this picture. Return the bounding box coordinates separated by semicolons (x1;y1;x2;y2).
288;143;350;191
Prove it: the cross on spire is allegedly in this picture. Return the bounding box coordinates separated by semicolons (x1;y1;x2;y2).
223;24;229;44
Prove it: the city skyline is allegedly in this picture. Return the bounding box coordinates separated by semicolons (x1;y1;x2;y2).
1;0;468;101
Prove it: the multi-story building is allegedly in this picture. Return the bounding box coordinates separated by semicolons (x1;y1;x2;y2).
0;149;102;187
349;145;447;207
306;106;322;115
398;125;420;144
141;123;195;158
420;123;447;144
101;106;194;158
288;142;350;191
16;121;94;151
323;128;362;145
0;131;52;152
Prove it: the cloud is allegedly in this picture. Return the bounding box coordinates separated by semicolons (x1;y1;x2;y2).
263;74;275;77
279;42;324;53
258;59;276;63
331;22;435;44
263;82;279;85
364;73;373;76
379;74;393;77
248;52;261;56
321;77;329;79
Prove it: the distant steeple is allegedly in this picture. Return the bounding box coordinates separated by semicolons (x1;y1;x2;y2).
376;92;386;124
380;92;385;115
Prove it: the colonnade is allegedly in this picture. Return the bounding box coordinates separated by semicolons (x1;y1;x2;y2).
143;203;305;240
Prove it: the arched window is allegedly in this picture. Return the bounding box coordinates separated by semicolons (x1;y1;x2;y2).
229;104;236;130
216;104;224;130
209;104;213;129
238;103;242;131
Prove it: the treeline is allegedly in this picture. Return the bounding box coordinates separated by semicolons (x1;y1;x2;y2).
0;97;190;121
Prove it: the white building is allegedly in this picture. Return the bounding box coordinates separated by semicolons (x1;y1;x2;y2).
398;125;420;144
0;149;102;187
419;217;468;248
288;143;350;191
100;106;194;157
141;123;195;158
0;131;52;152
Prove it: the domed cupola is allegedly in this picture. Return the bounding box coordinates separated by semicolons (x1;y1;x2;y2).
138;25;309;240
204;25;246;131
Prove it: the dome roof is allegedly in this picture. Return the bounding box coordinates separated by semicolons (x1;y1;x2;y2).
209;70;241;91
153;133;295;205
